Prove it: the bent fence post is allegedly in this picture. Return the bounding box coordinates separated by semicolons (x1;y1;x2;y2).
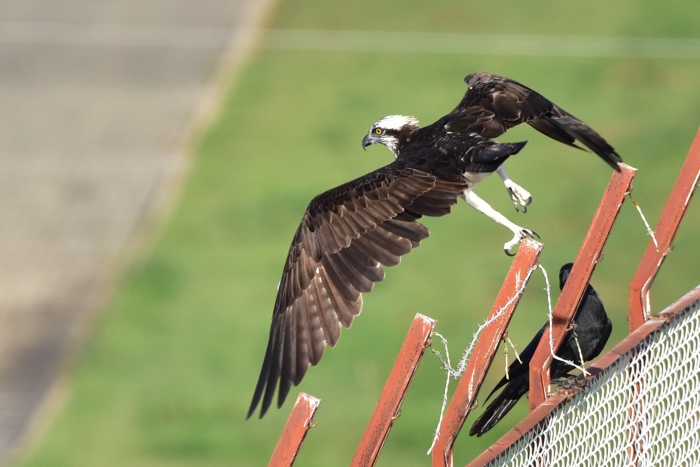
351;314;437;467
529;164;636;411
629;128;700;331
431;238;543;467
268;392;321;467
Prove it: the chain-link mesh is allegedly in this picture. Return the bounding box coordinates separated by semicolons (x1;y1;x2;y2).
485;294;700;467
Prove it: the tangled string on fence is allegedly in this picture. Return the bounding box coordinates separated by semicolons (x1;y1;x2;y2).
427;267;535;454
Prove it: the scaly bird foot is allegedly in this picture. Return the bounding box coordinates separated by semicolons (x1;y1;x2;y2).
552;374;587;390
503;228;540;256
504;180;532;213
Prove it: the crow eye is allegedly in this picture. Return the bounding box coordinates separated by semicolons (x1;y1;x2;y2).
375;128;383;135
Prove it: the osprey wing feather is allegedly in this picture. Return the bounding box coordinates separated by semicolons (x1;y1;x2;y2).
248;162;467;419
446;72;622;171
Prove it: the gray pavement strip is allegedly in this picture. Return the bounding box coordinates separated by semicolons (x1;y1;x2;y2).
0;21;231;48
0;0;277;463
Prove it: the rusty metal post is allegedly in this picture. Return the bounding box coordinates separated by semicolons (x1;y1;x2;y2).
351;314;437;467
629;128;700;331
529;164;636;411
268;392;321;467
431;239;544;467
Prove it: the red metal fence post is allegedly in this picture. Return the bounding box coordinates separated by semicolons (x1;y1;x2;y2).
629;127;700;331
431;238;543;467
351;314;437;467
268;392;321;467
528;164;636;411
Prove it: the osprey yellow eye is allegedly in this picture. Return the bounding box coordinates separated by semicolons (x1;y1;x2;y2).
375;128;382;135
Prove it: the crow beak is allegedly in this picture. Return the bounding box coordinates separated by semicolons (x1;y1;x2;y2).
560;268;571;290
362;134;372;151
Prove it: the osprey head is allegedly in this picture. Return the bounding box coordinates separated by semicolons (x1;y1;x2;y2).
362;115;420;158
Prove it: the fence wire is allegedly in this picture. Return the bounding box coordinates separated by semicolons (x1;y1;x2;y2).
486;297;700;467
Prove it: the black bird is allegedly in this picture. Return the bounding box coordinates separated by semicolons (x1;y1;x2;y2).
469;263;612;437
248;73;621;419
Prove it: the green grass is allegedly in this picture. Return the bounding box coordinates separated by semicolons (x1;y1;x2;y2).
15;2;700;467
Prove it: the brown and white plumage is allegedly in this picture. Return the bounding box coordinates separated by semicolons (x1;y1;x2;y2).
447;72;621;171
248;72;621;419
248;159;468;418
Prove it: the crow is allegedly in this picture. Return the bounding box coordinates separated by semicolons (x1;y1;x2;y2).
469;262;612;436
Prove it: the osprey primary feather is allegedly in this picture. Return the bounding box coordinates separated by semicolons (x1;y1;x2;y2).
248;72;622;419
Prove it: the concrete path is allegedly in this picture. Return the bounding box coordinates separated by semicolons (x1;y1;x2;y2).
0;1;274;462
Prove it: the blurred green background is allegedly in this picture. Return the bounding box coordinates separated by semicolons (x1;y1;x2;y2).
15;1;700;466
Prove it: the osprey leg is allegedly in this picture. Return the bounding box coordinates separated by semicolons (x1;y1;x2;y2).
461;188;539;255
496;166;532;213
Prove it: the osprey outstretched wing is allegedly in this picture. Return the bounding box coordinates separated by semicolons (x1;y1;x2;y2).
445;72;622;171
249;72;621;418
248;159;469;418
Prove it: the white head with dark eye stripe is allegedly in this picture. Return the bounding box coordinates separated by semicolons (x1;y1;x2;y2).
362;115;420;159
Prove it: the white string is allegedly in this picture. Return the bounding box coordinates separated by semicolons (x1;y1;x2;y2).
427;331;454;455
627;193;659;253
427;265;536;454
539;264;589;376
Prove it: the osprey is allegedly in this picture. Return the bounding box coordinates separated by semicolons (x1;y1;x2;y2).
248;72;622;419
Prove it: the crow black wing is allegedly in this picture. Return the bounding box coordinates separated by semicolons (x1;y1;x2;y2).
469;263;612;437
248;160;467;419
444;72;622;171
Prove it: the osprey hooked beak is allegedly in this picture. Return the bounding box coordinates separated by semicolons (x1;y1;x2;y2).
362;133;374;151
